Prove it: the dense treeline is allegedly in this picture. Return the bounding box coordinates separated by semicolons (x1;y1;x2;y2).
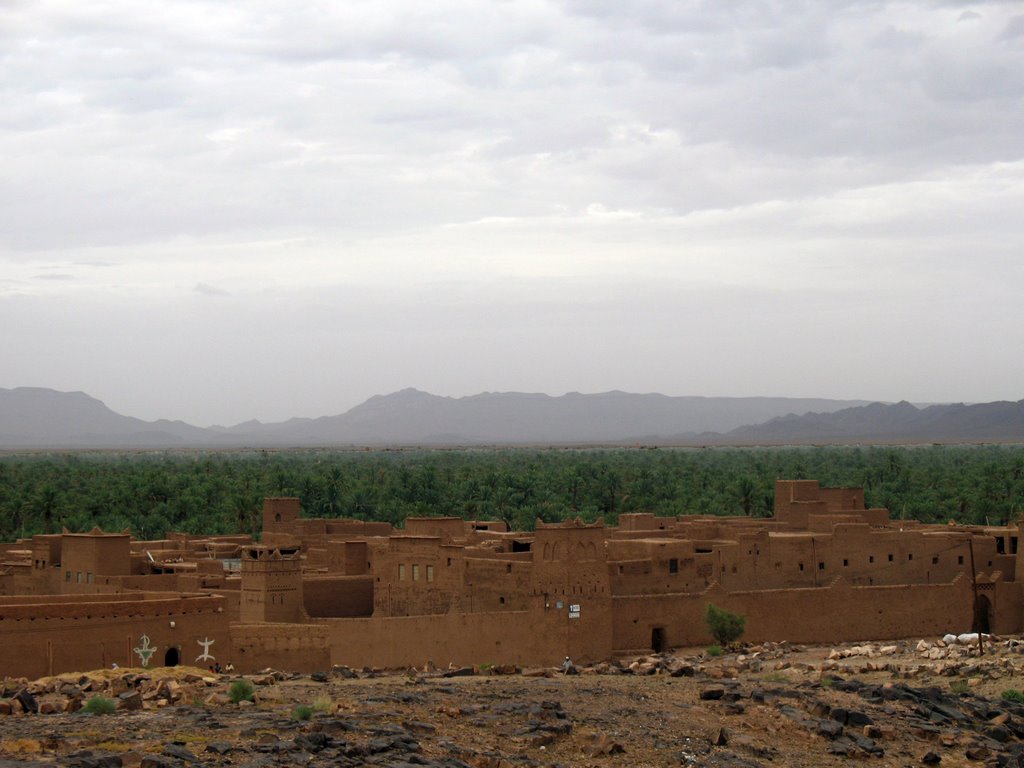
1;445;1023;541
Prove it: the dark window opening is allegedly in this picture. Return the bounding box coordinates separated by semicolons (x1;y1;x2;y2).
996;537;1006;555
958;555;964;565
908;553;913;561
869;555;874;563
932;556;939;565
799;563;804;571
843;559;849;567
1012;537;1019;555
818;562;825;570
669;558;678;574
164;648;179;667
511;540;532;553
888;554;894;562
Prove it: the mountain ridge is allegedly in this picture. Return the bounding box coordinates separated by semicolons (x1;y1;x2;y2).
2;386;1022;448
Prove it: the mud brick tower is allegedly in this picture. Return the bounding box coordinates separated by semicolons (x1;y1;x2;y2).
240;545;306;623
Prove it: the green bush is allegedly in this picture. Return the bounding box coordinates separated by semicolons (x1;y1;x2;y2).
292;704;313;721
228;679;255;704
705;603;745;647
950;680;969;694
706;644;723;657
84;696;117;715
1002;688;1024;703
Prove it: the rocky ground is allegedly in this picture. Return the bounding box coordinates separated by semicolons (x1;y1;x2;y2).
4;636;1024;767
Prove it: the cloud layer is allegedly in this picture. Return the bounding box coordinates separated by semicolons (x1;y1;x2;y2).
2;1;1022;425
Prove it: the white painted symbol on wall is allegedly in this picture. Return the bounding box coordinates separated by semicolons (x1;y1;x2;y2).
134;635;157;667
196;637;216;662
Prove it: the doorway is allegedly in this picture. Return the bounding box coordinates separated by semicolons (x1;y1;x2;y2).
973;594;992;634
651;626;667;653
164;647;180;667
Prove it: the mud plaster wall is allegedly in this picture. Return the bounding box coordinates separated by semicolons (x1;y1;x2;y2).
318;598;612;669
230;622;330;673
0;598;229;678
611;576;979;653
303;575;373;617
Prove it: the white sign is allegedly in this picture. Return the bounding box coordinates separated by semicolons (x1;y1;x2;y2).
568;603;581;619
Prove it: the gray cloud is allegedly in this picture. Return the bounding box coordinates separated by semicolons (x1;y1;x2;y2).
1;0;1022;424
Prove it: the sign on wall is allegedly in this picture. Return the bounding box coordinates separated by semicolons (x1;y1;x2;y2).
569;603;581;619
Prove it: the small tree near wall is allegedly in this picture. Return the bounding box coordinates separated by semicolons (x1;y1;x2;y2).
705;603;746;647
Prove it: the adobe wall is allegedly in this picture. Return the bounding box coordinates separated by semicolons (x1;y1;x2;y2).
611;575;976;653
303;575;374;617
318;596;612;668
230;622;330;673
371;537;465;617
404;517;465;542
0;593;229;678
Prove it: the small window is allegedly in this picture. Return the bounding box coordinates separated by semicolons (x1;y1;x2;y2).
87;572;93;584
499;596;505;604
447;558;452;567
412;564;420;581
426;565;434;582
669;558;679;574
818;562;825;571
799;562;804;571
908;553;913;561
843;559;849;567
958;555;964;565
76;571;82;583
932;556;938;565
888;554;894;562
869;555;874;563
399;564;406;581
506;563;512;574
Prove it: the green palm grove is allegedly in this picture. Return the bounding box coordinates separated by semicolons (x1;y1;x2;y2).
1;445;1023;541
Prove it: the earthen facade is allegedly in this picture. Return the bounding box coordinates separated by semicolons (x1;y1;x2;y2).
1;480;1019;677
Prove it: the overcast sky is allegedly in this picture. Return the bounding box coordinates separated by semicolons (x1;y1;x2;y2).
2;1;1023;426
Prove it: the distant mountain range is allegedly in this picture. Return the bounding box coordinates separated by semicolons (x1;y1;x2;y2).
0;387;1022;448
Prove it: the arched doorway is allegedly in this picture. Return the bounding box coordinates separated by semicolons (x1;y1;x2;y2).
164;647;180;667
651;626;667;653
973;594;992;634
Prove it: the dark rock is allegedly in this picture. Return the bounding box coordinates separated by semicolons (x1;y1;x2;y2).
846;710;874;727
296;732;332;752
921;751;942;764
700;688;725;701
204;742;236;755
139;756;181;768
442;667;475;678
817;720;843;739
15;689;38;714
66;751;124;768
162;743;197;762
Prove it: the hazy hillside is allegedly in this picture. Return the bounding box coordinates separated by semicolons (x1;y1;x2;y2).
0;387;208;447
726;400;1024;443
211;389;874;445
7;387;1021;448
1;387;872;448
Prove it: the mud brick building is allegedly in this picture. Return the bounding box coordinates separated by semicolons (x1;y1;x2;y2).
0;480;1018;677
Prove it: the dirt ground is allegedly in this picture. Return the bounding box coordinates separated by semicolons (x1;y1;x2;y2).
3;636;1024;767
